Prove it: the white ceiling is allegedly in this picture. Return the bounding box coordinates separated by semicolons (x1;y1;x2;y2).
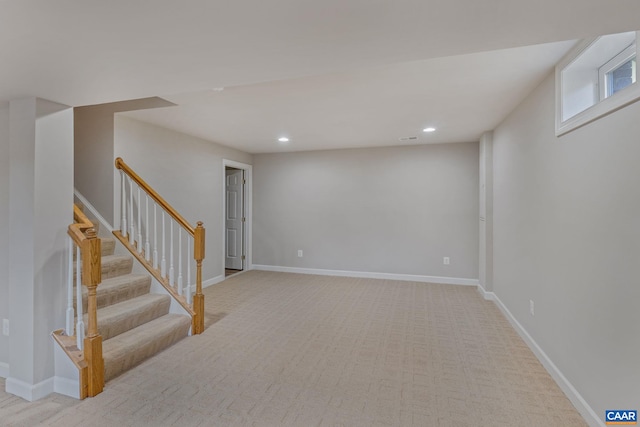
2;1;639;152
124;42;574;153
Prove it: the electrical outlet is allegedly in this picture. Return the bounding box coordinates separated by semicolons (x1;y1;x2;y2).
529;300;535;316
443;257;450;265
297;250;303;258
2;319;9;336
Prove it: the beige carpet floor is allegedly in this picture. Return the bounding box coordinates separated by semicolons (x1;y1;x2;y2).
0;271;588;426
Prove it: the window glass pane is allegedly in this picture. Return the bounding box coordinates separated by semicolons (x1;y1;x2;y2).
608;57;636;96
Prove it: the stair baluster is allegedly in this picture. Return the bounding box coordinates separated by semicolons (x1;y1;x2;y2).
75;245;84;350
128;176;134;245
169;220;175;286
178;229;183;296
120;170;127;237
186;238;192;304
137;187;142;253
161;211;167;277
153;203;158;269
145;194;151;262
66;239;74;336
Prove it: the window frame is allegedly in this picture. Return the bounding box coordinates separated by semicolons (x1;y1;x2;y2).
598;43;636;100
555;31;640;136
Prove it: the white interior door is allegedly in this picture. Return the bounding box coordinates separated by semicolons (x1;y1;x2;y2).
225;168;244;270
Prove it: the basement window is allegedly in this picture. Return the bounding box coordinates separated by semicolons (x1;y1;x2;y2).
556;31;640;136
599;45;636;99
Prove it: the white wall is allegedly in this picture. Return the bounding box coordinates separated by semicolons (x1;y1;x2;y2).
75;98;174;226
253;143;479;280
493;72;640;420
0;107;9;371
75;105;116;225
114;115;253;282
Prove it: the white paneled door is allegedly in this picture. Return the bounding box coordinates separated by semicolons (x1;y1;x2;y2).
225;168;244;270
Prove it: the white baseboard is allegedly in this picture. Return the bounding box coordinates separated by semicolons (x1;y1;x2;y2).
54;376;80;399
476;284;496;300
74;188;114;233
5;376;54;402
203;275;224;288
0;362;8;378
491;294;602;427
252;265;479;286
189;274;225;294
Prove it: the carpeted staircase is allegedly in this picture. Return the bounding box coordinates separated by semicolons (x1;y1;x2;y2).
75;235;191;382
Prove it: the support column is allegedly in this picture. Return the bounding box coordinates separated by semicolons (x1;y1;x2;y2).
479;131;494;294
0;106;9;376
7;98;73;401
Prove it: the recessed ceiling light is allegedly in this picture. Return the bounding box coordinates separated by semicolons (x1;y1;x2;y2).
278;137;290;143
423;127;436;133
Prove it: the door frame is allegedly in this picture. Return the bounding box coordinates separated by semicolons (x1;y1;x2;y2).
222;159;252;276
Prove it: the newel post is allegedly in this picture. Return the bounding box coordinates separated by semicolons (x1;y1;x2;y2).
193;221;205;334
82;228;104;397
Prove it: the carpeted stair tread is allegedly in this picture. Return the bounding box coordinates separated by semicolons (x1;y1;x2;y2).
73;254;132;281
85;293;171;340
103;314;191;382
100;254;133;279
75;274;151;312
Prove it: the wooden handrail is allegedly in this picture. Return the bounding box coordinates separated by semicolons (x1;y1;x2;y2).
68;204;94;244
115;157;194;235
67;204;104;397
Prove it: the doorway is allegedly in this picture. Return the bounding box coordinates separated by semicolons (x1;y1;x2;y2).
222;160;252;279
